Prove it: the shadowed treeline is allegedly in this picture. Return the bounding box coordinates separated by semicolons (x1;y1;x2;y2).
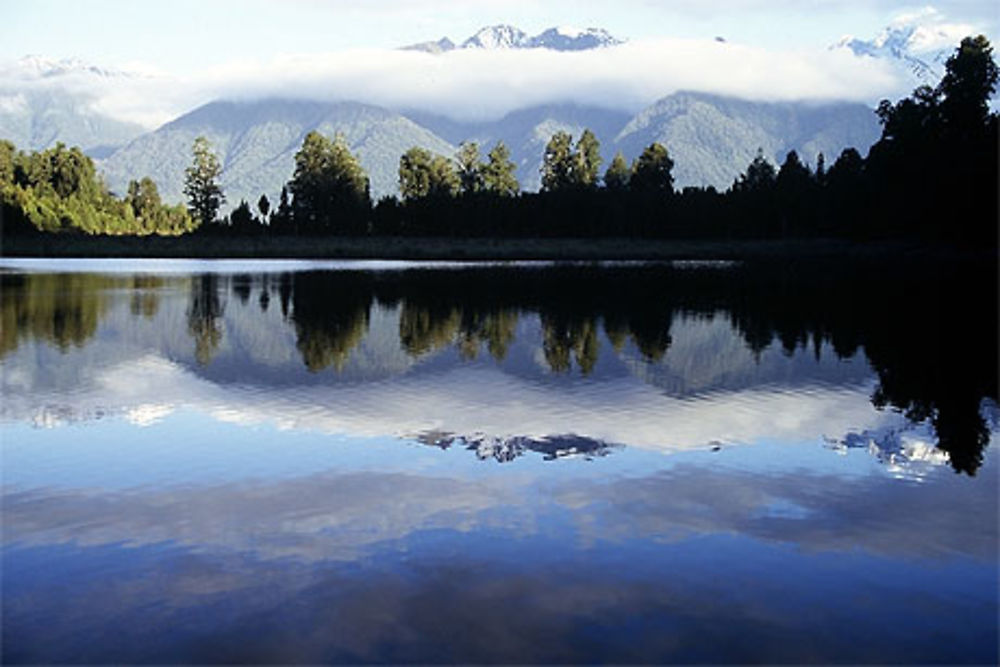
2;258;994;473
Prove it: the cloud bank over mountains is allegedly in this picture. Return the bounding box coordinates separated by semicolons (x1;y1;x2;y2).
0;19;937;130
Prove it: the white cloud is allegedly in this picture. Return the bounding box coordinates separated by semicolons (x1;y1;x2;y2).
0;37;905;129
0;92;27;114
4;347;898;453
199;39;901;122
887;6;979;53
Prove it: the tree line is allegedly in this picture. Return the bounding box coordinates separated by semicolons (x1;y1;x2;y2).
2;36;996;244
0;141;195;236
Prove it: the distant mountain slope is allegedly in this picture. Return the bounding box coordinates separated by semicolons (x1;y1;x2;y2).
98;92;880;206
408;93;879;192
404;104;633;192
100;99;456;206
614;91;881;190
402;24;624;53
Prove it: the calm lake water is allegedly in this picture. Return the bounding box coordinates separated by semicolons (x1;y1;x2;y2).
1;257;997;664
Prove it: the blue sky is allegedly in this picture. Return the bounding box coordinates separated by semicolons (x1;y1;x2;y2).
2;0;996;73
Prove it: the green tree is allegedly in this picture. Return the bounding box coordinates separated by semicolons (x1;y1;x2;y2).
126;177;195;235
288;131;370;233
540;131;575;191
0;139;14;186
575;129;602;188
630;142;674;194
184;136;225;227
126;177;162;233
481;141;519;197
398;147;459;200
603;151;630;190
456;141;484;195
399;147;433;200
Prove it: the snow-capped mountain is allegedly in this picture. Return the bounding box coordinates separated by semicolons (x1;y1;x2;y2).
402;24;625;53
830;422;951;481
528;27;624;51
416;432;618;463
0;55;153;156
830;12;970;87
461;24;530;50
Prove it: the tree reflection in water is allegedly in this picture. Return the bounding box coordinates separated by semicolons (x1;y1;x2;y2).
1;257;994;473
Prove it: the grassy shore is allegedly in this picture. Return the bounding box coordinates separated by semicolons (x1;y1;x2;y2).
1;234;988;262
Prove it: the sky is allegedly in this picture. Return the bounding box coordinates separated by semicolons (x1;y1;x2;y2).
1;0;997;126
3;0;996;71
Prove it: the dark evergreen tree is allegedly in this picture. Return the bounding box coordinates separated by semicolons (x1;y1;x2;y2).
733;149;776;192
398;147;459;200
575;129;602;188
540;131;576;191
482;141;519;197
630;142;674;194
229;199;260;233
456;141;484;195
604;151;630;190
775;150;814;235
257;193;270;223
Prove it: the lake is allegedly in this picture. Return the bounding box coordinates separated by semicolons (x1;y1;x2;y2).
1;256;997;664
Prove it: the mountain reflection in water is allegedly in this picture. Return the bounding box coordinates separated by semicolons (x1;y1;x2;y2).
1;257;997;664
2;258;995;472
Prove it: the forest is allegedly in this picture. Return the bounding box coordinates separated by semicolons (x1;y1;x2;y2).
1;36;996;246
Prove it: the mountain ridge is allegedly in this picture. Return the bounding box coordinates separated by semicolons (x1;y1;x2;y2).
99;98;457;206
95;92;880;208
401;24;625;53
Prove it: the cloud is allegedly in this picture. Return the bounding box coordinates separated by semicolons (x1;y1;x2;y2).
0;37;904;129
7;462;996;665
4;444;994;562
196;39;902;122
0;57;189;128
887;5;979;53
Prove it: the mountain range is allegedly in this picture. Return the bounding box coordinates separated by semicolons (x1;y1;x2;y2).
96;92;879;206
401;25;624;53
99;99;456;205
5;17;960;208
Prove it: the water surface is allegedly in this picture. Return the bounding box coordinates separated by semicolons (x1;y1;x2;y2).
2;258;996;664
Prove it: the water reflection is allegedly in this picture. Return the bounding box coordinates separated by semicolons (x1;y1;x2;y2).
0;273;110;355
2;258;997;664
3;453;997;663
2;259;995;473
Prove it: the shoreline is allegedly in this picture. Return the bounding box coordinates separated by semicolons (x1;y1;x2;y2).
1;235;991;263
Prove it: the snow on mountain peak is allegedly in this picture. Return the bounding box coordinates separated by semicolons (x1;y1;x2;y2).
555;25;584;38
461;25;529;50
8;55;138;81
403;24;625;53
828;10;976;87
